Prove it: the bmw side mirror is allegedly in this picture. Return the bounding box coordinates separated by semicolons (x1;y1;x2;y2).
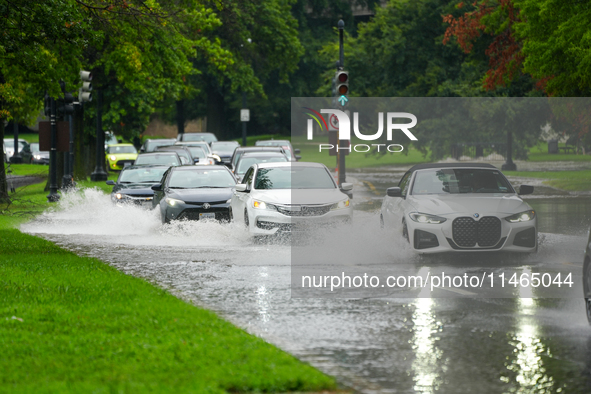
106;180;115;185
386;187;402;197
235;184;247;192
341;182;353;191
151;184;162;191
295;155;302;161
518;185;534;195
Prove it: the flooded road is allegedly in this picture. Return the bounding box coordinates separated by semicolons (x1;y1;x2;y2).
22;165;591;393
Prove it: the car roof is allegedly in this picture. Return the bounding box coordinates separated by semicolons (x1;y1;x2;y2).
108;143;135;147
256;139;290;144
172;164;231;171
255;161;325;169
240;151;286;157
121;164;170;171
146;138;176;143
235;146;282;151
408;163;498;172
138;151;179;156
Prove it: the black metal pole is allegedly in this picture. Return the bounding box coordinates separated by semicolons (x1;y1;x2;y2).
11;121;22;163
69;110;75;182
337;19;346;187
47;98;60;202
242;91;247;147
502;130;516;171
61;114;73;188
91;90;108;181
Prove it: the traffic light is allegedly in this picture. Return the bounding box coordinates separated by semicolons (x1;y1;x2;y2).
79;70;92;102
57;81;74;115
336;71;349;95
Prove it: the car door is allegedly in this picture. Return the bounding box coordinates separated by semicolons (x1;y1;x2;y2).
232;166;254;222
383;171;413;228
152;168;170;209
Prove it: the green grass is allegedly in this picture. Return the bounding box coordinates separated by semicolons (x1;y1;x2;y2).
527;141;591;162
4;132;39;143
232;134;287;146
0;183;337;393
504;169;591;191
6;163;49;177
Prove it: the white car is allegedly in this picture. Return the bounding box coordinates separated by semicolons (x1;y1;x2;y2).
231;162;353;235
380;163;537;254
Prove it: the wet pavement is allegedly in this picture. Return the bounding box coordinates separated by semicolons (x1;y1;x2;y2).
21;162;591;393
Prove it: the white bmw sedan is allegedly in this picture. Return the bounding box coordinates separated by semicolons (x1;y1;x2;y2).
380;163;537;254
231;162;353;235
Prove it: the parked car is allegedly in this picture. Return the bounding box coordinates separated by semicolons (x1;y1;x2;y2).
105;143;138;171
254;139;301;161
231;162;353;235
3;138;32;163
230;146;287;171
233;152;289;182
176;132;218;144
210;141;240;166
380;163;537;254
155;146;194;165
134;152;182;167
140;138;177;153
583;228;591;325
106;165;169;207
151;165;237;224
30;143;49;165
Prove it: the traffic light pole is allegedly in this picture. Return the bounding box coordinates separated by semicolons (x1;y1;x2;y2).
337;19;346;188
91;90;108;181
47;97;60;202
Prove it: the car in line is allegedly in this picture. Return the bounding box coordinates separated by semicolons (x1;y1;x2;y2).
140;138;177;153
583;228;591;325
231;162;353;236
177;132;218;144
380;163;537;254
105;143;138;171
134;152;182;167
155;145;194;165
230;146;287;171
3;138;32;163
254;139;301;161
106;165;169;207
233;151;289;182
211;141;240;166
152;165;237;224
30;143;49;165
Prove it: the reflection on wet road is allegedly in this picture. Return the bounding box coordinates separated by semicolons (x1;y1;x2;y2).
21;166;591;393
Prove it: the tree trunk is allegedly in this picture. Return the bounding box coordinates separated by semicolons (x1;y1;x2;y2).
206;81;228;140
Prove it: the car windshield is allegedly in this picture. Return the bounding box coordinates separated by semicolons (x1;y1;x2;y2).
108;146;137;154
30;143;40;152
187;147;207;158
159;148;190;161
411;169;514;195
119;167;167;183
4;140;28;149
168;169;235;188
182;134;217;143
237;156;288;174
254;166;335;190
135;154;180;166
146;140;176;152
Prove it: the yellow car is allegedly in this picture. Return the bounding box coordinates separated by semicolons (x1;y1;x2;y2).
105;143;138;171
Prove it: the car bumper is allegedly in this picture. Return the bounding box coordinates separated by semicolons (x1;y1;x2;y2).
248;207;353;235
407;216;537;254
32;157;49;165
112;194;154;208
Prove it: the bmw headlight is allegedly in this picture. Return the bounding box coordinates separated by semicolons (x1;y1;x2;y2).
409;212;447;224
110;155;117;161
253;200;276;210
505;210;535;223
166;197;184;207
331;199;350;210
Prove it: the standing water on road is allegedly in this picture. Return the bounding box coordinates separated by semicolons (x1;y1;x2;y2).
22;180;591;393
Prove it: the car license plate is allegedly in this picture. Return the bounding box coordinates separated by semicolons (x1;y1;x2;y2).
199;213;216;219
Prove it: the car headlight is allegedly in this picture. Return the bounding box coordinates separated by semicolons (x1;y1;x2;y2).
34;155;41;160
331;199;350;210
505;210;535;223
253;200;277;210
110;155;117;161
114;193;124;200
166;197;184;207
226;199;231;203
409;212;447;224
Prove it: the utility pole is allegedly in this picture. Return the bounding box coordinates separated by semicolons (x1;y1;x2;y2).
337;19;347;188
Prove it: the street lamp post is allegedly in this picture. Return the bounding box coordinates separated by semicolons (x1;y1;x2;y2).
501;130;517;171
47;97;60;202
90;89;108;181
10;121;22;163
337;19;347;187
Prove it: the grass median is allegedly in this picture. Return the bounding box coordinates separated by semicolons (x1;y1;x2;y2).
504;169;591;191
0;181;338;393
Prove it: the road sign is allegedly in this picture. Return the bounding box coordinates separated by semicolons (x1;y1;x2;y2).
240;109;250;122
328;113;339;131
